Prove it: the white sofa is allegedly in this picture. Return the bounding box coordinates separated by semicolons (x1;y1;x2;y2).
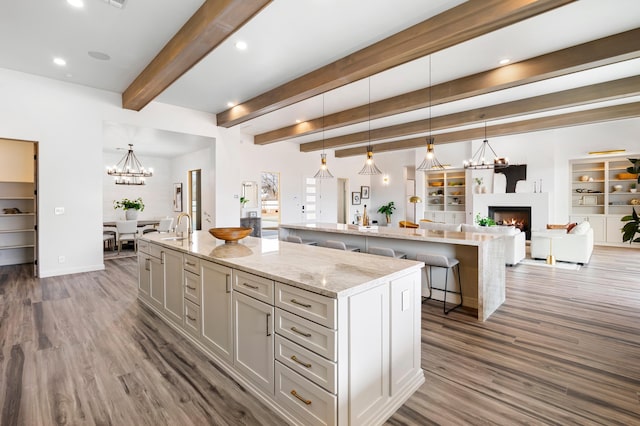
530;221;594;265
461;224;526;266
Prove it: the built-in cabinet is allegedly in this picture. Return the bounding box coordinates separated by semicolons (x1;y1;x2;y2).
423;169;466;224
0;181;37;268
137;238;424;426
570;156;639;245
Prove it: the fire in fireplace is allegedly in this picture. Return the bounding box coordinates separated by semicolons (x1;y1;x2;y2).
488;206;532;240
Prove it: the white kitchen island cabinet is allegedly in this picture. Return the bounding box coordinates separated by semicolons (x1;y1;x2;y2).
137;231;424;426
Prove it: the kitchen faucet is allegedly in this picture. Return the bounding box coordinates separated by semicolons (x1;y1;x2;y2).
176;212;192;237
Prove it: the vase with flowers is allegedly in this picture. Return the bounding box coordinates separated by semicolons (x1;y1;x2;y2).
114;197;145;220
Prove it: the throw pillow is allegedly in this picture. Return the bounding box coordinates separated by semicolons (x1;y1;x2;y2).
566;222;578;233
569;221;591;235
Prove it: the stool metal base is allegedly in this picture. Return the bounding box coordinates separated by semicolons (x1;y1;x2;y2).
422;263;463;315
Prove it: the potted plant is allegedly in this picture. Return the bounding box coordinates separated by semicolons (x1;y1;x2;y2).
377;201;396;224
475;213;495;227
621;207;640;244
626;158;640;184
630;183;637;193
474;177;486;194
114;197;145;220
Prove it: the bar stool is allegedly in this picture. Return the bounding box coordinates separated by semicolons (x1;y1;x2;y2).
323;240;360;252
417;253;462;314
368;246;407;259
285;235;318;246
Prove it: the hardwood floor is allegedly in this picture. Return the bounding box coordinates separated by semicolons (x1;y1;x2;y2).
1;246;639;425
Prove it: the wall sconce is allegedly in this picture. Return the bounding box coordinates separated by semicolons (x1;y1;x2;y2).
382;174;390;185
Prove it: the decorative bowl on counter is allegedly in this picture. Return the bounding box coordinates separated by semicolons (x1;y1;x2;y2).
208;227;253;243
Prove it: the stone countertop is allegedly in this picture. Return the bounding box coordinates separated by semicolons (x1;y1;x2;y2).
140;231;423;299
280;222;500;246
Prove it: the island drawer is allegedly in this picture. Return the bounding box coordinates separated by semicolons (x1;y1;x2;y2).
234;270;274;304
137;239;151;255
275;335;336;394
275;309;336;362
183;254;201;275
184;299;201;338
184;270;201;305
275;283;336;329
275;362;336;426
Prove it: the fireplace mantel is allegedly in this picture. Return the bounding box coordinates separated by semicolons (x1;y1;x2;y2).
473;192;550;232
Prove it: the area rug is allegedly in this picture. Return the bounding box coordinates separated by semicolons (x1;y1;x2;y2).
519;258;581;271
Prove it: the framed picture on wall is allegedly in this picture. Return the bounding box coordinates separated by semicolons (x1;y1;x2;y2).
173;183;183;212
352;191;361;205
361;186;370;199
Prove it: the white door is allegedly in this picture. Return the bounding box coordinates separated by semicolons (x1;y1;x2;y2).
303;177;318;223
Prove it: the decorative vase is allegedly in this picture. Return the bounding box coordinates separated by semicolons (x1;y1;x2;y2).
126;209;139;220
631;188;637;193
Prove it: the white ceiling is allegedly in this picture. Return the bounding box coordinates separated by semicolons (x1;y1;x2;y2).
1;0;639;156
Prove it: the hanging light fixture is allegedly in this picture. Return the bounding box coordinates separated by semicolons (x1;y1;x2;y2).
417;55;444;171
358;78;382;175
463;121;509;169
107;144;153;185
314;95;334;179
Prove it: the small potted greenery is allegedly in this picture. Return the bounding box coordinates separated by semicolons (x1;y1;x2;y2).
621;207;640;244
475;213;495;227
377;201;396;224
114;197;145;220
630;182;637;193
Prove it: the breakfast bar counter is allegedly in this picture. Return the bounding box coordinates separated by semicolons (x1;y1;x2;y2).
279;222;506;322
137;230;425;425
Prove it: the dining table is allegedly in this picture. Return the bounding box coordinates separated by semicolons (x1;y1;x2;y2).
103;220;160;228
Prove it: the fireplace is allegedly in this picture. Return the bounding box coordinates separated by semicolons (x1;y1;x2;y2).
488;206;532;240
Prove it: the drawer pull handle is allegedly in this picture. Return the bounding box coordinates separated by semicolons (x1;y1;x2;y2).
186;314;196;321
291;327;311;338
145;258;150;271
266;313;272;337
291;355;312;368
243;282;259;290
226;274;231;293
291;390;312;405
186;261;196;267
291;299;311;308
186;285;197;291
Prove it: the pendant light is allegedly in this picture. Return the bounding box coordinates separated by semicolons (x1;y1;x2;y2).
314;94;334;179
107;144;153;185
463;120;509;169
417;55;444;171
358;78;382;175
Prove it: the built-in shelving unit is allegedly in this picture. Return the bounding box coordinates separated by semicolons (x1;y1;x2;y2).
570;155;639;246
0;181;36;266
423;169;466;224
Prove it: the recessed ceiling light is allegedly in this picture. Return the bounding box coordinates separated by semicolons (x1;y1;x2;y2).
235;41;248;51
499;58;511;65
67;0;84;7
88;51;111;61
227;101;237;108
53;57;67;66
295;119;302;124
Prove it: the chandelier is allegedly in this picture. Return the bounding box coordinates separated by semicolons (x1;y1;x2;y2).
416;55;444;172
463;122;508;170
107;144;153;185
358;78;382;175
314;95;334;179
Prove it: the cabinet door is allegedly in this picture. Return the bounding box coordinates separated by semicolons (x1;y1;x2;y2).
234;291;274;394
163;248;183;325
587;216;605;243
149;255;164;310
606;215;626;243
201;261;233;362
137;253;151;299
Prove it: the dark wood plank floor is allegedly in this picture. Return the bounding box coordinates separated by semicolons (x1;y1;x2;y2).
1;246;639;425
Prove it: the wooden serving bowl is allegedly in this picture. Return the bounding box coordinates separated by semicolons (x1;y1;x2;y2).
208;227;253;243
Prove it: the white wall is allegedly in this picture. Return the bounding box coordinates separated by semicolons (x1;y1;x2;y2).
170;145;215;228
1;66;638;277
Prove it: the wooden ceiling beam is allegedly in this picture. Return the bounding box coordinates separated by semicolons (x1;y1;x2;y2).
260;27;640;146
122;0;272;111
300;75;640;152
218;0;574;128
334;102;640;158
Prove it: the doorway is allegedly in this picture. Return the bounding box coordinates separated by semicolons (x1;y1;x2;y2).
337;178;348;224
188;169;202;231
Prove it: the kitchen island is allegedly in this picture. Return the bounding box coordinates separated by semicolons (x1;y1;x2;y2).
279;223;506;322
137;230;424;426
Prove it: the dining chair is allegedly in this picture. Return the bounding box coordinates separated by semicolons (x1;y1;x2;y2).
143;218;174;234
116;220;138;254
